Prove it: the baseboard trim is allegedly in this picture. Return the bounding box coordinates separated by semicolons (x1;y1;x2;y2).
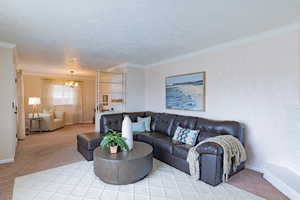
65;122;75;126
245;164;264;173
263;164;300;200
285;161;300;177
65;121;94;126
80;121;93;124
0;158;14;164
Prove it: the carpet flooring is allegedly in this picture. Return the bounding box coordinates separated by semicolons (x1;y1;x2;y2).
0;124;288;200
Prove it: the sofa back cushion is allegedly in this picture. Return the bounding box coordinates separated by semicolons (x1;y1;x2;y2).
54;111;64;119
102;114;123;133
170;115;198;137
197;131;220;143
195;118;244;145
153;114;175;136
147;112;162;131
123;112;147;122
99;112;244;145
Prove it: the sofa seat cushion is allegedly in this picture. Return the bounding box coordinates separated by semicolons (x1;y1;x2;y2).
173;143;193;160
135;132;155;144
135;132;174;154
135;132;166;143
77;132;103;151
152;134;174;154
53;118;62;122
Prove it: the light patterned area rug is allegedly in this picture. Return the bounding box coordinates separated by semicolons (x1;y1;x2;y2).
13;159;264;200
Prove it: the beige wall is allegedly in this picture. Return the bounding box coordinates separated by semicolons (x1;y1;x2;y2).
23;75;43;115
145;28;300;173
23;74;95;124
0;46;16;162
106;65;146;112
125;66;145;112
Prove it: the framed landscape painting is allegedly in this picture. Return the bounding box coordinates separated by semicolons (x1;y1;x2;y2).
166;72;205;111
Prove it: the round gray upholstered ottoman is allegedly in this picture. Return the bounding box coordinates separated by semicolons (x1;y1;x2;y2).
93;141;153;185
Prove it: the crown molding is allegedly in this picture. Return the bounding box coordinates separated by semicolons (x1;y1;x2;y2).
0;41;16;48
102;63;146;73
145;23;300;68
22;70;96;80
102;63;128;72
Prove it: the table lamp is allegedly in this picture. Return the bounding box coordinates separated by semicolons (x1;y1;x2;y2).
28;97;41;118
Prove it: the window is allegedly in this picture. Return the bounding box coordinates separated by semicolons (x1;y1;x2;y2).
52;85;75;105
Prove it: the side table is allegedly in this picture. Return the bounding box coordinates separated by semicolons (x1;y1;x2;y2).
28;117;43;134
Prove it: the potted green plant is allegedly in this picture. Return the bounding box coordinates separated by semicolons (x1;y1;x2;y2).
100;130;129;154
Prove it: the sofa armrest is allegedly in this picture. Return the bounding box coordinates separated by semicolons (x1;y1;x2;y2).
40;114;54;130
196;142;223;155
54;111;65;120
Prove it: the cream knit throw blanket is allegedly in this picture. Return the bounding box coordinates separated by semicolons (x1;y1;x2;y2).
187;135;246;182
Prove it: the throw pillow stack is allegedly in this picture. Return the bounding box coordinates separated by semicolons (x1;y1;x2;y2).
132;116;151;133
132;122;145;132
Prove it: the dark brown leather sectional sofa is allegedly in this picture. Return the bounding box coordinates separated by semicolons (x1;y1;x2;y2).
77;111;245;186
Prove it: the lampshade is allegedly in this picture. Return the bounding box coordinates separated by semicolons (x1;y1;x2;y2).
28;97;41;105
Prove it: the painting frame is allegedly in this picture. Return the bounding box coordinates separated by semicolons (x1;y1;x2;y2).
165;72;206;112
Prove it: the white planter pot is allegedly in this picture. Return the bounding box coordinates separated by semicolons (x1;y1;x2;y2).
122;115;133;150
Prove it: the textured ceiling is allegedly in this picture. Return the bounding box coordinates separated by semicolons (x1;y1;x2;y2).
1;0;300;75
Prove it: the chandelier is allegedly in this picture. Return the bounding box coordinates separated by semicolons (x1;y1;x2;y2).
65;70;79;88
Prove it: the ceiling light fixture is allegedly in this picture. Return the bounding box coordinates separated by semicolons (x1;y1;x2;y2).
65;70;79;88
